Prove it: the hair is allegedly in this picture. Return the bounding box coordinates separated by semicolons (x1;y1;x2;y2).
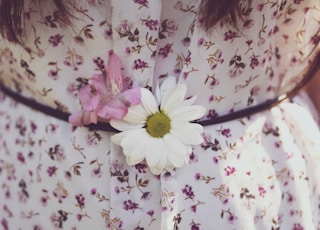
0;0;243;44
198;0;244;31
0;0;71;43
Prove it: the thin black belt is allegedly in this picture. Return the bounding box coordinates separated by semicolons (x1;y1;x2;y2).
0;84;300;132
0;52;319;132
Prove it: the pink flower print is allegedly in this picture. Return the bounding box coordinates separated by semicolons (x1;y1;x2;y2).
125;47;131;54
293;0;302;4
292;223;304;230
225;166;235;176
195;173;201;180
311;34;320;45
114;186;120;194
69;50;141;126
90;188;97;195
88;0;97;6
48;69;59;80
104;28;113;39
228;212;238;224
257;4;264;11
243;19;254;29
17;152;25;164
185;50;192;65
246;39;253;46
258;186;266;197
1;218;8;230
91;166;102;178
182;37;191;46
197;38;204;46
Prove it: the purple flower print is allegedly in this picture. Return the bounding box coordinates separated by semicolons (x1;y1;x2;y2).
182;37;191;47
221;128;231;138
311;34;320;45
182;185;195;200
47;166;57;177
135;163;148;173
1;218;8;230
224;166;235;176
250;56;260;69
143;18;159;31
206;109;219;119
90;188;97;195
133;0;148;6
224;30;239;41
197;38;204;46
48;34;63;47
158;43;173;58
292;223;304;230
258;186;266;197
17;152;25;164
133;59;149;70
123;200;140;213
75;194;85;210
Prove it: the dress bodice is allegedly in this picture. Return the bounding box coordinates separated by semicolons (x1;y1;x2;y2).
0;0;319;118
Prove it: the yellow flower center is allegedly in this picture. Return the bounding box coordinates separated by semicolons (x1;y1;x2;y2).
146;111;171;138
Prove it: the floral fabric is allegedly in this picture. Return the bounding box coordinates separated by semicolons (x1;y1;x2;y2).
0;0;320;229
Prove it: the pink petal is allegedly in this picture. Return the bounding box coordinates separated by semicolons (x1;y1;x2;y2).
97;99;128;120
120;88;141;105
79;85;100;111
83;111;98;125
106;50;126;95
69;111;98;126
91;73;107;93
69;111;83;126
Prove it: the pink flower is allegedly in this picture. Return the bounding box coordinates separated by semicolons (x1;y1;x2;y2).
69;51;141;126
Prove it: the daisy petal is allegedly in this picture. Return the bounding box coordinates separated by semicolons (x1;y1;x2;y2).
161;84;187;113
110;119;144;131
158;76;177;101
156;140;169;170
123;103;149;124
169;105;205;121
121;129;146;154
183;95;197;106
164;134;189;167
171;121;204;145
140;88;159;115
145;138;162;169
111;130;129;145
149;166;163;175
128;131;150;165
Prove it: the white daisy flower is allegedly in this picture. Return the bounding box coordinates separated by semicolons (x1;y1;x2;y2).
110;77;205;175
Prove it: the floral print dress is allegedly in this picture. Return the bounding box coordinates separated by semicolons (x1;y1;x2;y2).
0;0;320;229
